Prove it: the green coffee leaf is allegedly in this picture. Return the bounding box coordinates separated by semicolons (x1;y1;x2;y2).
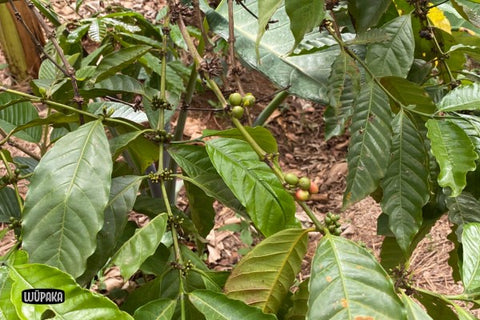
324;51;359;140
285;279;309;320
438;82;480;112
189;290;277;320
400;291;433;320
224;228;309;314
8;263;132;319
256;0;283;59
78;175;143;285
462;223;480;294
133;298;176;320
203;1;339;104
447;191;480;240
111;213;167;280
0;93;41;143
93;45;151;82
22;120;112;278
285;0;325;51
348;0;391;32
380;76;436;115
202;127;278;154
0;267;18;319
426;119;477;197
0;187;21;223
366;14;414;77
308;234;406;319
206;138;298;236
344;81;393;208
168;144;245;216
381;111;429;252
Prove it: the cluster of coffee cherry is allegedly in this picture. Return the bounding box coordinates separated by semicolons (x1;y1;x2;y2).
228;92;256;118
283;173;319;201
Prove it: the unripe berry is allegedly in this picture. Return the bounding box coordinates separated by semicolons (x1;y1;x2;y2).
231;106;244;119
284;173;299;186
229;92;243;106
242;93;256;107
295;189;310;201
298;177;311;191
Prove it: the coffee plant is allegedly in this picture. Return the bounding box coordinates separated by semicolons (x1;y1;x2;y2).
1;0;480;319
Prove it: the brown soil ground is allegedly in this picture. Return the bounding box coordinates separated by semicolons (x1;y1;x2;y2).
0;0;472;316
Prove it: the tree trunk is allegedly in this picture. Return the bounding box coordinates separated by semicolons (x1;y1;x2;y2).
0;1;45;81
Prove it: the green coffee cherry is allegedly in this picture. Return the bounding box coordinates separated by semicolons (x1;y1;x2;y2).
229;92;243;106
284;173;299;186
242;93;256;107
231;106;245;119
298;177;311;191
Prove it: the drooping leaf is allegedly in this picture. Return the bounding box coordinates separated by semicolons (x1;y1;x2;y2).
108;130;152;160
110;125;159;175
447;191;480;240
111;213;168;280
224;228;309;314
78;175;143;285
285;0;325;51
366;14;414;77
285;279;309;320
22;120;112;278
93;45;151;82
8;263;132;319
380;76;436;115
344;81;393;208
381;111;430;252
133;298;177;320
447;225;462;282
256;0;283;59
203;0;340;104
0;93;41;143
184;181;215;239
168;144;245;216
426;119;477;197
189;290;277;320
348;0;391;32
324;50;360;140
438;82;480;112
202;127;278;154
308;234;406;320
414;290;458;319
462;223;480;294
400;291;433;320
379;236;407;271
206;138;298;236
0;187;21;223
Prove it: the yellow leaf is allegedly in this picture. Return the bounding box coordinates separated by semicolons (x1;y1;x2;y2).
428;6;451;34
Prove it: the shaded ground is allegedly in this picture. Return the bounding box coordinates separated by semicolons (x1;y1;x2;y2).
0;0;468;313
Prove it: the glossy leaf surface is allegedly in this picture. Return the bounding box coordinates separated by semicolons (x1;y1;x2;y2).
9;263;132;319
426;119;477;197
22;120;112;278
381;111;429;252
308;234;406;320
344;81;393;208
206;138;297;236
224;228;309;314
